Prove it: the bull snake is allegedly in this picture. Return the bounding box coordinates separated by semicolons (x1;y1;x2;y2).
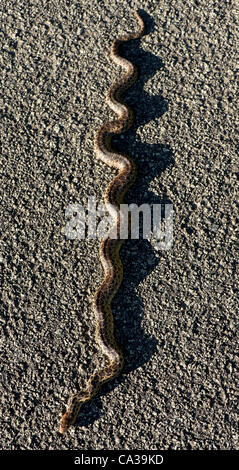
59;9;145;434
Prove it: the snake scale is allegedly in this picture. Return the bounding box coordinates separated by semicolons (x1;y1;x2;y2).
59;9;145;434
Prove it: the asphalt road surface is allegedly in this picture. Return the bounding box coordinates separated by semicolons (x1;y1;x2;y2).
0;0;238;449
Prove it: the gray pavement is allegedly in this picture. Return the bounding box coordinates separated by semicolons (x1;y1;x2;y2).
0;0;238;449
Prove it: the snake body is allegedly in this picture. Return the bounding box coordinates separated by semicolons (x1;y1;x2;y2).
59;9;145;434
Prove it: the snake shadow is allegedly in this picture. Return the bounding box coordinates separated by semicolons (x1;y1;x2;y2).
76;9;174;427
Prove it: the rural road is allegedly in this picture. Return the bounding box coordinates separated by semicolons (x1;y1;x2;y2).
0;0;238;449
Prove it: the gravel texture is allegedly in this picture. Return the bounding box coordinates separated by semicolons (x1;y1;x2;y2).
0;0;238;450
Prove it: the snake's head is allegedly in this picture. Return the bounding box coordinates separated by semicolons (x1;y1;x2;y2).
59;410;75;434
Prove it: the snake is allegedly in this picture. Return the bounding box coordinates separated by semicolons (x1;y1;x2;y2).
59;9;145;434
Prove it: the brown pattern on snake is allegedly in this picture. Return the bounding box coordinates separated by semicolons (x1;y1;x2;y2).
59;9;145;434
